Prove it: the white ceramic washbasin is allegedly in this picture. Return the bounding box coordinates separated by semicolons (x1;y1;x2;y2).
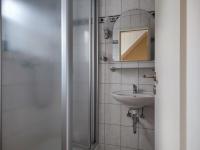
112;90;154;108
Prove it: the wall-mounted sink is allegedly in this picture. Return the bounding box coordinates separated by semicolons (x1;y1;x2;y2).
112;90;154;108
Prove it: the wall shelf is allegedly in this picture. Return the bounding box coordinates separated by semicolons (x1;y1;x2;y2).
110;61;155;72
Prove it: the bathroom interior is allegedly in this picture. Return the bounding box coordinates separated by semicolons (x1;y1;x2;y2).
1;0;156;150
97;0;155;150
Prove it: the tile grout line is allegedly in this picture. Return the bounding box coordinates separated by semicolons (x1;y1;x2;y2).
120;1;122;149
99;122;155;130
103;53;106;150
138;62;140;150
103;1;107;149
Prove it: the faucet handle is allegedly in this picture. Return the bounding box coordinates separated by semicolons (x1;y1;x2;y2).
143;71;158;83
132;84;138;93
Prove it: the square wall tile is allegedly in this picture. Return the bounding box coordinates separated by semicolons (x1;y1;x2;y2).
99;64;106;83
104;84;121;104
140;0;155;11
139;129;155;150
120;105;133;126
121;62;138;68
105;124;120;145
121;84;134;91
139;106;155;130
106;0;122;16
99;0;106;17
99;43;106;63
105;104;121;125
139;84;154;93
99;124;105;144
99;104;105;123
138;61;155;68
121;126;138;148
105;145;120;150
105;63;121;84
122;0;139;12
105;43;113;61
122;69;138;84
99;84;105;103
99;23;106;44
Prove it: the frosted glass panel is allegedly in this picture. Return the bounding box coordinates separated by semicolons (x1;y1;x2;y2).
72;0;91;148
1;0;62;150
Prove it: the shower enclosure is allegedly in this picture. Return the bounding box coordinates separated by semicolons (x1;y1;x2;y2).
0;0;98;149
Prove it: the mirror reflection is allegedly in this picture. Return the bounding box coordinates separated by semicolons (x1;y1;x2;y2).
120;29;150;61
112;9;155;62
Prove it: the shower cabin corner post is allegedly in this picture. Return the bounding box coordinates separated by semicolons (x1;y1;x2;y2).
61;0;73;149
90;0;99;148
0;2;2;149
95;0;99;145
90;0;98;146
93;0;99;147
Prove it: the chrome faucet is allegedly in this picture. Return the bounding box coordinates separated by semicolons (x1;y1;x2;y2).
133;84;138;93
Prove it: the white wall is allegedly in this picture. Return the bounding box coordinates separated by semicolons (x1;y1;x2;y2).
155;0;181;150
187;0;200;150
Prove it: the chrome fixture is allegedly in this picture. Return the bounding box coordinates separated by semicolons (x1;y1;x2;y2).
133;84;138;93
109;62;154;72
127;107;145;134
143;71;157;82
99;56;108;62
127;108;139;134
143;72;157;95
140;107;145;118
143;74;156;80
104;28;112;39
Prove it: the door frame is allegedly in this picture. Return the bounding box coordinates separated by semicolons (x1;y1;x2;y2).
180;0;187;149
155;0;187;150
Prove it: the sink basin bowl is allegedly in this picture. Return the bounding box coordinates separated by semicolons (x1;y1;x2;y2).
112;90;154;108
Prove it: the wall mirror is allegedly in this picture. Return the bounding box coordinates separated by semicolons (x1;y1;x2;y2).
112;9;155;62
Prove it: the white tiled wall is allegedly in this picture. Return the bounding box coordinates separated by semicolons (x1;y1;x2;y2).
98;0;155;150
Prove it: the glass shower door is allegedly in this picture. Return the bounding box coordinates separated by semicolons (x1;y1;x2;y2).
72;0;97;149
1;0;96;149
1;0;62;150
